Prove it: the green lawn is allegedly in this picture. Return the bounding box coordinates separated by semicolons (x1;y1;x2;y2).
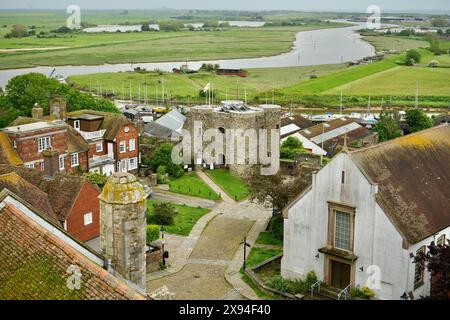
146;200;211;236
205;169;249;201
362;35;429;52
168;172;220;200
326;66;450;96
245;248;283;269
255;231;283;247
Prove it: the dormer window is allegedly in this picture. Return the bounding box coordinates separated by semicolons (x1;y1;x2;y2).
37;136;51;152
74;120;81;131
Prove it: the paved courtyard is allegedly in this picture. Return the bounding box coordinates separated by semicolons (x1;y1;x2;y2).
146;170;273;300
147;216;254;300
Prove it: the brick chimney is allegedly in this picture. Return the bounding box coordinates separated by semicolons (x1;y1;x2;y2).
42;148;60;179
32;103;44;119
49;97;67;121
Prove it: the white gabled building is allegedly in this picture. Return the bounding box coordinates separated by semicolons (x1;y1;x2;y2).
281;124;450;300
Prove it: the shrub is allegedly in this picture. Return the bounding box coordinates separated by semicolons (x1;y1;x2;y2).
152;202;177;225
428;60;440;68
350;286;375;299
405;49;421;64
266;275;291;293
146;225;161;244
83;172;108;189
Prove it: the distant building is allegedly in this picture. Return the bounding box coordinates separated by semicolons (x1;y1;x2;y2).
144;109;186;138
66;110;140;175
0;183;146;299
295;117;378;157
216;68;248;77
282;124;450;300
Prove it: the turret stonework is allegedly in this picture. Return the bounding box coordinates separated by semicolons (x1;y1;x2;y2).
99;173;147;293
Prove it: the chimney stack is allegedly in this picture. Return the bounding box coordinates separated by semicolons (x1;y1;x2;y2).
32;103;44;119
49;97;67;121
99;173;147;294
42;148;60;179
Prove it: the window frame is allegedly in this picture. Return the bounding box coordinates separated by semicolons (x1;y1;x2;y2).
71;153;79;167
37;136;51;152
327;202;356;253
96;142;103;153
59;155;65;171
83;212;93;226
128;157;138;170
119;140;126;153
74;120;81;131
129;138;136;151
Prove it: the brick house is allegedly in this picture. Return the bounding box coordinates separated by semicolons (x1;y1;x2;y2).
66;110;140;175
2;119;89;173
0;161;101;243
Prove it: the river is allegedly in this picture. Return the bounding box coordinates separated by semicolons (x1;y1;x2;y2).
0;21;375;88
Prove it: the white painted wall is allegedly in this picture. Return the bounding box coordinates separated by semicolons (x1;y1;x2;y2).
281;152;449;299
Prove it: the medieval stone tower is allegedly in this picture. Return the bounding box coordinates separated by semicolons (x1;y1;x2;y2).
99;172;147;293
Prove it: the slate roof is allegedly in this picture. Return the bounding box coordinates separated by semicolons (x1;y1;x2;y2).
281;115;313;131
350;124;450;244
0;202;146;300
0;132;22;166
155;109;186;131
0;165;91;222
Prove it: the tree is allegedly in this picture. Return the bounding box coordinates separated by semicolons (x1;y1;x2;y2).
373;108;402;142
151;202;177;225
4;24;29;38
146;225;161;244
280;136;304;160
405;49;421;64
405;108;433;133
141;23;150;32
158;20;184;31
414;240;450;300
147;143;183;178
246;169;311;215
0;73;118;128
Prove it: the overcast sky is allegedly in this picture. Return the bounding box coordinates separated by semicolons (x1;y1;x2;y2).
1;0;449;13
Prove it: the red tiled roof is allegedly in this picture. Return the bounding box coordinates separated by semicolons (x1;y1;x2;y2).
0;203;146;300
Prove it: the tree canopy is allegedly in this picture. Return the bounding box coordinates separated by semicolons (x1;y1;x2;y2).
405;108;434;134
373;108;402;142
0;73;118;128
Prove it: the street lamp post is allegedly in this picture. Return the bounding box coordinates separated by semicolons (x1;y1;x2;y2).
241;237;251;271
161;226;166;267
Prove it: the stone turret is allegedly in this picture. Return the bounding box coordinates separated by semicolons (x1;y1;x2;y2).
49;97;67;120
32;103;44;120
99;173;147;294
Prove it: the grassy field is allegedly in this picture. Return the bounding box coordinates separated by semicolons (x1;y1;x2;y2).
68;63;347;103
0;22;345;69
362;35;429;52
326;66;450;96
146;199;211;236
168;172;220;200
205;169;250;201
245;248;283;269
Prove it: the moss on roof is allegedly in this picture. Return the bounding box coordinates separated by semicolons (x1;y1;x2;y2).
0;132;22;166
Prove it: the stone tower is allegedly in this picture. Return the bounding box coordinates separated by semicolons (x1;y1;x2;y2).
99;173;147;294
